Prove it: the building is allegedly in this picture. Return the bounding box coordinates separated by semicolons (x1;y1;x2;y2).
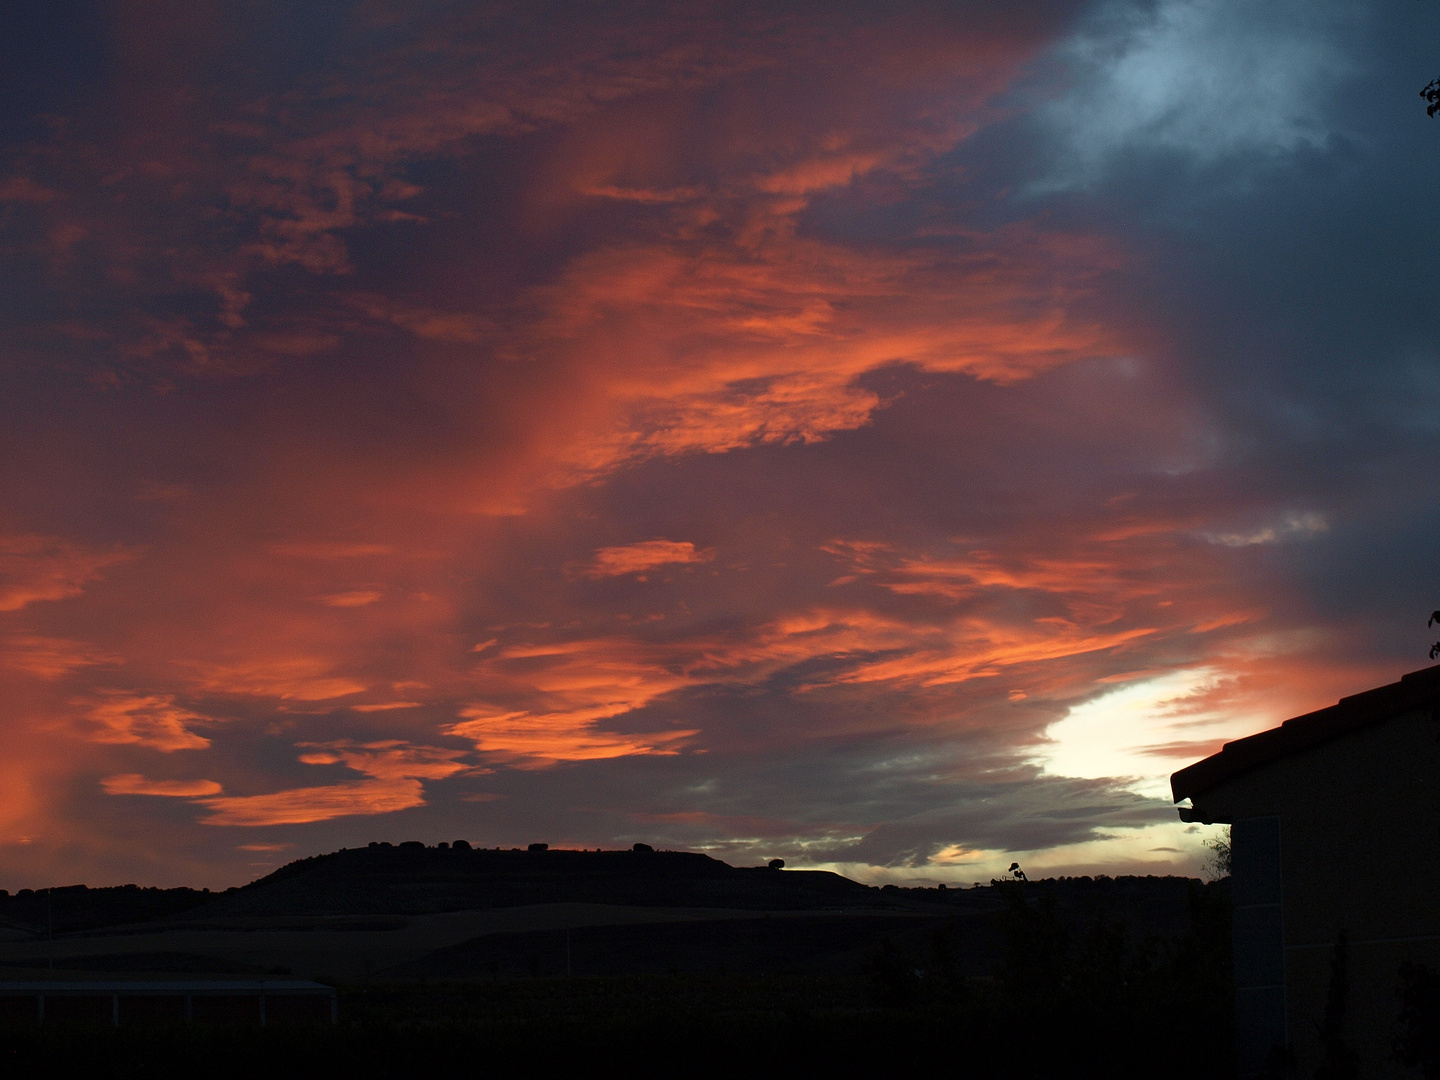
0;979;336;1026
1171;664;1440;1077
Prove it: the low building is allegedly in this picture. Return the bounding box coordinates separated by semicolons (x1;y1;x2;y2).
1171;664;1440;1077
0;979;336;1026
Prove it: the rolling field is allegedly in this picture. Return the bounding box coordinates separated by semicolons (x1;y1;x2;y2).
0;902;781;979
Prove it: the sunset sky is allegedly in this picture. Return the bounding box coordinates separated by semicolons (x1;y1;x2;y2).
3;0;1439;890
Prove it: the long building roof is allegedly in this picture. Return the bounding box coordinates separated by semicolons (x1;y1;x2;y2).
0;979;332;993
1170;663;1440;803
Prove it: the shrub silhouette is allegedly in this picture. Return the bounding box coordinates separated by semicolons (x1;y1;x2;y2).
863;929;965;1010
864;937;922;1008
1315;930;1358;1080
1396;962;1440;1077
993;880;1068;1000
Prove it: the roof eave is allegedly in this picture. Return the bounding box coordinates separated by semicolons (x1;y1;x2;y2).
1170;664;1440;805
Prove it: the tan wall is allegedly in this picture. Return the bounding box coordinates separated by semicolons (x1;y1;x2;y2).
1193;709;1440;1078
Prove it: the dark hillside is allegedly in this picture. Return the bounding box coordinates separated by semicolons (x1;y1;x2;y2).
196;844;876;917
0;847;1218;950
379;873;1218;982
382;911;986;980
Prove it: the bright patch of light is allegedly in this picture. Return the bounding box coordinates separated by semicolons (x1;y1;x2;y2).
980;819;1228;881
804;819;1227;886
1034;667;1242;798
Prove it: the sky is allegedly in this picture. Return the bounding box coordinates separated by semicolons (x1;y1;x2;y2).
2;0;1439;890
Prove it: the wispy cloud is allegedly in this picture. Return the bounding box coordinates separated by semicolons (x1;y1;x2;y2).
2;635;118;679
188;658;367;701
192;740;470;826
0;536;131;612
80;694;213;752
197;779;425;827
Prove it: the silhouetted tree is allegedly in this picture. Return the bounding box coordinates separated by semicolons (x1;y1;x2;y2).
864;937;922;1008
1204;826;1233;880
994;881;1069;1000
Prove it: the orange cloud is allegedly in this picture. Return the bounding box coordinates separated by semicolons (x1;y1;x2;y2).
0;535;131;611
80;693;212;752
319;590;383;607
446;595;1161;766
1;635;118;679
295;740;469;781
432;498;1307;774
188;657;367;701
196;778;424;826
583;539;714;577
526;226;1127;483
189;739;468;826
451;632;712;766
450;705;696;766
101;773;222;797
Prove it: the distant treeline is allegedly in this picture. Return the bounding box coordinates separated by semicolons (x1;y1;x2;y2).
0;884;219;936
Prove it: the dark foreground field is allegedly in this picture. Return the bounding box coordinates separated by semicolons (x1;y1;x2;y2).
0;972;1233;1079
0;877;1235;1079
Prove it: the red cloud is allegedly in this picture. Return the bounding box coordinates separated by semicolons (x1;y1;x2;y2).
197;779;425;827
0;536;131;612
188;740;469;826
79;693;212;752
294;740;469;781
101;774;222;797
450;705;696;767
1;635;119;680
187;657;368;702
583;540;715;578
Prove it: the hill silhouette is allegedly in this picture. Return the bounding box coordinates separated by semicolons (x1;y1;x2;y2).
0;846;1211;945
0;844;872;937
197;843;876;917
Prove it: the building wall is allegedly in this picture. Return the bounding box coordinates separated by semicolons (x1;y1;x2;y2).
1192;709;1440;1078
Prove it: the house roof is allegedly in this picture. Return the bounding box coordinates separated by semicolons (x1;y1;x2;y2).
1170;663;1440;804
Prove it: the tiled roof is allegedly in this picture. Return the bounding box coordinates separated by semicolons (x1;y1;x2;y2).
1170;663;1440;803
